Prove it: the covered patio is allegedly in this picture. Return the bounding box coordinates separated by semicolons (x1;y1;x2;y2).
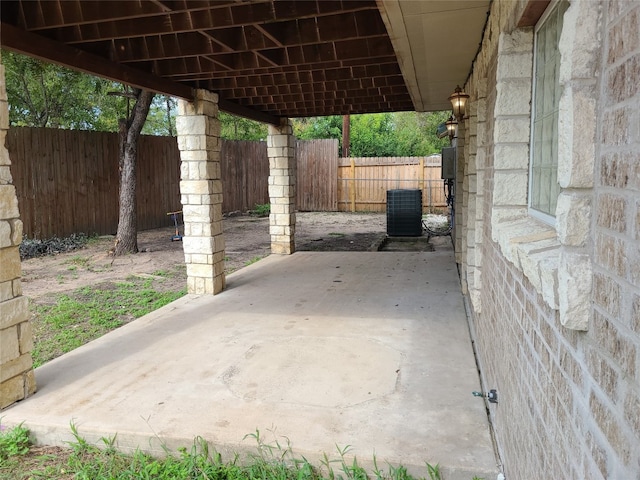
0;1;498;478
2;239;498;479
3;1;637;478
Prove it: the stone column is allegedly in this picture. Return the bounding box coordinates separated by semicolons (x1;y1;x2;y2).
176;90;225;295
470;79;488;314
454;121;466;266
0;54;36;409
267;119;296;254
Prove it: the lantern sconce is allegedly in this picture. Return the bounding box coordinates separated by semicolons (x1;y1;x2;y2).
445;115;458;142
449;85;469;121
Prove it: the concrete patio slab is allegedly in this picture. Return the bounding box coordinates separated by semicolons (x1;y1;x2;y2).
2;245;498;480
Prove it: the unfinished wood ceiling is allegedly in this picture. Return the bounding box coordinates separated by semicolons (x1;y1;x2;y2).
0;0;490;124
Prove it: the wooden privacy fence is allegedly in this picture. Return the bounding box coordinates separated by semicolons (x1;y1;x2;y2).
7;128;181;238
337;156;446;213
220;140;269;213
7;128;270;238
7;127;443;238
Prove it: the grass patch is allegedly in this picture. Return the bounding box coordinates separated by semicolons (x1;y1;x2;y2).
151;269;171;277
0;423;30;461
0;424;477;480
66;255;91;268
251;203;271;217
30;277;186;367
244;256;264;267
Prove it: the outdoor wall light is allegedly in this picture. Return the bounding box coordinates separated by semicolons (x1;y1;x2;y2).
445;115;458;141
449;85;469;120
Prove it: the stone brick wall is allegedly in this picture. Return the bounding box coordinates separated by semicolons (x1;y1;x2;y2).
459;0;640;478
591;0;640;473
0;54;35;409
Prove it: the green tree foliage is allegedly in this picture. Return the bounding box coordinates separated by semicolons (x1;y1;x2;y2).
4;52;265;139
350;113;396;157
219;112;267;140
3;51;118;129
293;116;343;141
292;111;450;157
391;111;451;156
3;51;174;135
142;95;177;136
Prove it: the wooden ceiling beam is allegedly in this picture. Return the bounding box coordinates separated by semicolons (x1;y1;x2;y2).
253;24;284;48
0;22;194;100
1;0;411;120
1;21;283;125
218;98;281;125
272;1;378;22
17;0;267;31
251;97;413;115
119;40;395;73
216;87;408;103
20;1;376;40
63;27;389;67
19;0;172;30
152;55;400;78
100;32;229;63
202;66;402;90
35;9;256;44
517;0;552;27
200;82;410;99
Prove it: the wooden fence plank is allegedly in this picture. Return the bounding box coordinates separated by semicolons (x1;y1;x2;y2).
220;140;270;213
295;139;338;211
337;156;445;213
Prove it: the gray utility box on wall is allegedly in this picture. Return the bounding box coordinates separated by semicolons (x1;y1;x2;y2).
386;189;422;237
441;147;456;180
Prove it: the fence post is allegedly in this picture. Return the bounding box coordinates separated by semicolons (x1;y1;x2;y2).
350;158;356;212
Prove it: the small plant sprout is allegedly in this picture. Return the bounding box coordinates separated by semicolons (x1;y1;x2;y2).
0;422;31;460
426;462;442;480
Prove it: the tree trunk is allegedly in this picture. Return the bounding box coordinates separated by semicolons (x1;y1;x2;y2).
113;89;154;256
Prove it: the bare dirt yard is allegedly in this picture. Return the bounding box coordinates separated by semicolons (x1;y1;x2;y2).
21;212;387;302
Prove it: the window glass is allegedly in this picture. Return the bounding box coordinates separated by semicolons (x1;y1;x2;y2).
530;0;568;218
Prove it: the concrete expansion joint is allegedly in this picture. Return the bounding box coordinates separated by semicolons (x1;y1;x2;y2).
461;295;505;476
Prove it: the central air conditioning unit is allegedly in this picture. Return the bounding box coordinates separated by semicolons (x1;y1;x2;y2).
386;189;422;237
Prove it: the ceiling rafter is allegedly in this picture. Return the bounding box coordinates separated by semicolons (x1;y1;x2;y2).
146;55;401;79
202;68;403;91
0;0;416;119
16;0;269;30
40;9;387;64
0;22;193;100
19;1;377;35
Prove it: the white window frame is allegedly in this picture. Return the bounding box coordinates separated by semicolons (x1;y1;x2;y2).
528;0;568;226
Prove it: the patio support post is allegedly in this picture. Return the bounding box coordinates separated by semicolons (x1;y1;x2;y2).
267;119;296;254
0;53;36;409
176;89;225;295
454;121;466;266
